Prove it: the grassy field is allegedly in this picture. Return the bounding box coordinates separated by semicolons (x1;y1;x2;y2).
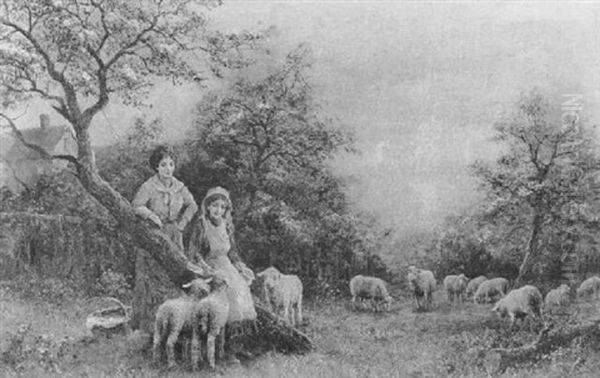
1;284;599;378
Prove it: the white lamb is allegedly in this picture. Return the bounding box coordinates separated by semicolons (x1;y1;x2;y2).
492;285;543;326
152;278;211;369
544;284;570;310
191;273;230;370
349;275;393;311
576;276;600;299
443;274;469;306
407;266;436;311
256;267;303;326
473;277;509;304
465;276;487;299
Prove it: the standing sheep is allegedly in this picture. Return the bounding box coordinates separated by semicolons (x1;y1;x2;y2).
152;278;211;369
443;274;469;306
465;276;487;299
191;273;230;370
576;276;600;300
544;284;570;311
255;267;303;326
407;266;436;311
349;275;393;312
492;285;543;327
473;277;509;304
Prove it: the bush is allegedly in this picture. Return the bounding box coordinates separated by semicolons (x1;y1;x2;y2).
6;275;80;303
93;269;132;300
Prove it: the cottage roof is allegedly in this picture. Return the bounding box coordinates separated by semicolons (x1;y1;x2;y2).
4;126;72;162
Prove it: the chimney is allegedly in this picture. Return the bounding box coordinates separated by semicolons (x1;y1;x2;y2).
40;113;50;130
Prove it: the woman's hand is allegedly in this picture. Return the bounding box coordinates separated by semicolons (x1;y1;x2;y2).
147;213;163;228
235;262;255;284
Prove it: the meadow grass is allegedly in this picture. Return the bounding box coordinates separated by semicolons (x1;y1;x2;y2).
1;286;599;378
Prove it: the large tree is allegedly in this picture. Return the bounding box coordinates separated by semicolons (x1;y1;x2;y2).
472;90;600;285
0;0;256;283
0;1;314;353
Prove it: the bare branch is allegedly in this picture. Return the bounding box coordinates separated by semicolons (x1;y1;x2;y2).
1;18;80;121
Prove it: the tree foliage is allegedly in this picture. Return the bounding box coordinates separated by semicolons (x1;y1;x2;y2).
471;90;600;283
183;46;386;295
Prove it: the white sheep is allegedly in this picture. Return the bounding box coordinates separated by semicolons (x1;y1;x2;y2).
576;276;600;299
256;267;303;326
465;276;487;299
152;278;211;369
407;266;436;311
443;274;469;306
349;275;393;312
473;277;508;304
492;285;543;326
191;273;230;370
544;284;570;310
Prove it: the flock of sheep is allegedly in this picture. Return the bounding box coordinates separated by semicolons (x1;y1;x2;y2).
355;265;600;328
151;263;600;370
152;267;303;370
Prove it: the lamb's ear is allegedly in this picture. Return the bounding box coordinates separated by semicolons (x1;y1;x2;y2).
182;281;193;289
204;277;213;284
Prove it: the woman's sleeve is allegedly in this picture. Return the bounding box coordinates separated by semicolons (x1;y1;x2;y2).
178;186;198;229
132;181;155;219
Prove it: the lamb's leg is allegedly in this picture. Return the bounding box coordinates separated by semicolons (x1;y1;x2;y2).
283;300;290;324
191;325;200;371
217;329;225;361
289;303;296;326
166;326;181;369
152;319;164;363
296;297;302;324
207;333;216;369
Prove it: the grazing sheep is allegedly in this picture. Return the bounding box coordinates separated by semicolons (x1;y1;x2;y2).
576;276;600;299
191;273;230;370
466;276;487;298
349;275;393;312
492;285;543;326
473;277;509;304
443;274;469;305
256;267;303;326
544;284;570;310
407;266;436;311
152;278;211;369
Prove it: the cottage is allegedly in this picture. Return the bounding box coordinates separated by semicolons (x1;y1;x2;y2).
0;114;77;193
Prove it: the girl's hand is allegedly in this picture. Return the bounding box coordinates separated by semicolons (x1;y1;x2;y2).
148;213;163;228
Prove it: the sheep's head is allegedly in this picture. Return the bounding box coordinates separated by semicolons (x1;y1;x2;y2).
207;271;229;291
258;267;281;277
491;301;507;318
384;294;393;310
182;278;211;299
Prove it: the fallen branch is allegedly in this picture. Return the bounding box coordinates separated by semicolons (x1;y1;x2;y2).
482;318;600;373
253;303;313;354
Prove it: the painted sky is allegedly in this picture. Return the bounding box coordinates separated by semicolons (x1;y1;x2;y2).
6;1;600;236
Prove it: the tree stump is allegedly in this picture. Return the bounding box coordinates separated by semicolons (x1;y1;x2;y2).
131;249;181;333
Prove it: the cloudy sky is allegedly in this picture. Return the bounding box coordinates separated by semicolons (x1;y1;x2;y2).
11;1;600;236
